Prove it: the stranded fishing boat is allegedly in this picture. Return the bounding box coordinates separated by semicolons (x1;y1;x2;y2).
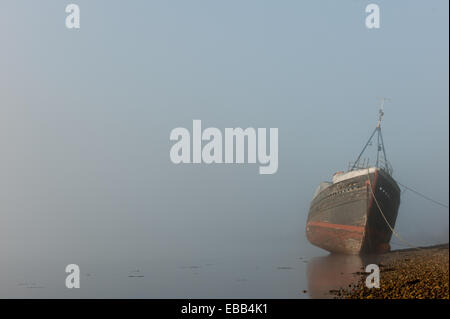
306;99;401;254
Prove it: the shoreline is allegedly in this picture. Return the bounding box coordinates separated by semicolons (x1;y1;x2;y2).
333;243;449;299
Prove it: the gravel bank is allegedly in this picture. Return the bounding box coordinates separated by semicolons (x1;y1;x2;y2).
334;243;449;299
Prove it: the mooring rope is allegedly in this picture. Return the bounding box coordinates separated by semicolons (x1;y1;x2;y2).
366;168;423;251
397;182;449;209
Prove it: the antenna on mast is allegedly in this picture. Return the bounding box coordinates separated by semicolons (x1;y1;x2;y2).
350;98;393;175
377;97;390;128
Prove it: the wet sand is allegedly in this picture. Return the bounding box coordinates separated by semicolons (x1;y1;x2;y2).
334;243;449;299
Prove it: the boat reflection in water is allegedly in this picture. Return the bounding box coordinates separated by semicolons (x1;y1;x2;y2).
307;253;382;299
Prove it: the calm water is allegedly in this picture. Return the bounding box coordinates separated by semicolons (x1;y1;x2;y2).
0;235;387;299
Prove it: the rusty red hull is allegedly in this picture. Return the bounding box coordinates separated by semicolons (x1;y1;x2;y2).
306;168;401;254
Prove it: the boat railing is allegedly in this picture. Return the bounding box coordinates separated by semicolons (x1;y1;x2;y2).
347;158;393;175
347;159;370;171
378;158;394;175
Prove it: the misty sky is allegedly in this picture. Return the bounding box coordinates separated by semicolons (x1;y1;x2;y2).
0;1;448;297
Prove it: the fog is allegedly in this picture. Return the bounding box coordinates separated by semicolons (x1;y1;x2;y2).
0;0;448;297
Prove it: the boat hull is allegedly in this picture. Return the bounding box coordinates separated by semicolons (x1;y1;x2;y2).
306;168;401;254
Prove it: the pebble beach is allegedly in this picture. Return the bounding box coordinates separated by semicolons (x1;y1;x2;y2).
334;243;449;299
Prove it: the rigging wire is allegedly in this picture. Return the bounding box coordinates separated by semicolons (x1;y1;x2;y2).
366;169;423;251
397;182;449;209
353;100;447;251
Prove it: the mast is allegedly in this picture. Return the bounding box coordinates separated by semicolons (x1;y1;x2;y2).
351;98;392;174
